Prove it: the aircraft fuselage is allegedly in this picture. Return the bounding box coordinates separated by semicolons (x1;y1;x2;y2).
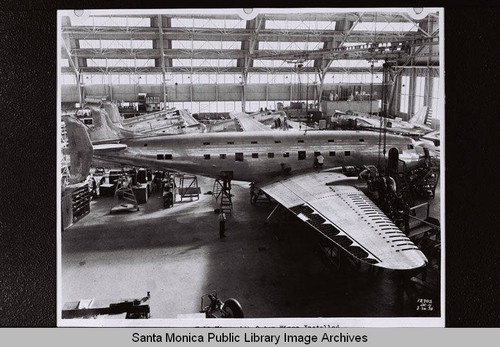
94;130;416;183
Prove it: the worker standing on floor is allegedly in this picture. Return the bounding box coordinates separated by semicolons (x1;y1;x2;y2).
316;153;324;170
219;211;226;239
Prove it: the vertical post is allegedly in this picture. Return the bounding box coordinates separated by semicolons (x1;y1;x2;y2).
157;15;167;110
241;76;245;112
407;68;416;120
266;82;269;108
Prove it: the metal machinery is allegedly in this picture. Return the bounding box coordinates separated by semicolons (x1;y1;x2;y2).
200;291;244;318
62;292;151;319
161;171;176;208
110;173;140;214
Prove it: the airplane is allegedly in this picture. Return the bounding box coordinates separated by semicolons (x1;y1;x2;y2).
63;106;437;271
86;102;203;142
228;111;316;132
334;107;434;138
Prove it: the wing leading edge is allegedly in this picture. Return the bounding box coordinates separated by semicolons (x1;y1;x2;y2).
260;172;427;270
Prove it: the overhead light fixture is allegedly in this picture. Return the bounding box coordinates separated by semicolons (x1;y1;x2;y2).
70;9;91;22
238;8;259;20
407;8;430;20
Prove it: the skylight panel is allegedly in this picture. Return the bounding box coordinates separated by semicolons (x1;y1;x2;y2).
171;40;240;50
78;16;151;27
259;41;322;51
173;59;236;67
171;18;245;28
78;40;153;49
329;59;385;68
86;58;155;67
265;20;336;31
61;74;76;84
253;60;289;68
352;21;418;32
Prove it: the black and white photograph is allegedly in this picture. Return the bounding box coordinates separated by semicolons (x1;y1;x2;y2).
57;7;444;327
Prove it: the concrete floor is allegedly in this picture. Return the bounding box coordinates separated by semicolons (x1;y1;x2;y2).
61;175;441;323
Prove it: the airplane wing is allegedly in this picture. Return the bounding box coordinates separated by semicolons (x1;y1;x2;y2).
93;143;127;152
287;120;315;131
229;111;272;132
260;172;427;270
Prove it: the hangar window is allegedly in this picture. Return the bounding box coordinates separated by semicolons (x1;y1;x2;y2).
235;152;243;162
220;154;227;159
283;152;290;158
204;154;211;160
157;154;164;160
298;151;306;160
359;139;365;142
274;140;281;143
203;142;210;145
268;153;274;158
345;151;351;156
329;151;336;156
165;154;173;160
328;139;335;142
144;143;148;146
297;140;304;143
251;141;258;144
252;153;259;158
227;141;234;145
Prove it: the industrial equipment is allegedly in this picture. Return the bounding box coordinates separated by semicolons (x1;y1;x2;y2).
200;291;244;318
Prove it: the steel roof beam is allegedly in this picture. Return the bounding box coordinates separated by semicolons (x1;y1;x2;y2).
81;12;425;23
61;66;386;74
62;27;424;42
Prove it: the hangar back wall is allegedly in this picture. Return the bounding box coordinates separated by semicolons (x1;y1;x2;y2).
61;83;383;104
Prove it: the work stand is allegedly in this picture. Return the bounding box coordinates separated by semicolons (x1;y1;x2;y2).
213;177;232;216
176;174;200;201
110;174;139;214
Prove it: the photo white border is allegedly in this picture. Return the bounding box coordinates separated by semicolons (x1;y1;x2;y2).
56;7;445;328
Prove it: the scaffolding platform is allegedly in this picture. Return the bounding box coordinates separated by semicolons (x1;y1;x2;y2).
175;174;200;201
110;175;139;214
213;178;233;215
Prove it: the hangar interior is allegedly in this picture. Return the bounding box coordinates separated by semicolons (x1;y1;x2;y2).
59;8;442;323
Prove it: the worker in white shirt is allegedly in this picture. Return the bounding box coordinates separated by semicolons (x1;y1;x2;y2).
316;153;325;170
219;211;227;239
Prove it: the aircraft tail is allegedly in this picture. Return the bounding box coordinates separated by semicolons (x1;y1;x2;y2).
63;115;93;183
409;106;429;125
87;103;136;143
101;102;124;126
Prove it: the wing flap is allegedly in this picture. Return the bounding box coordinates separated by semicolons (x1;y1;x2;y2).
261;172;427;270
93;144;128;152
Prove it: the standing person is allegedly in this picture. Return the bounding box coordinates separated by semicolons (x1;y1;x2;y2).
249;182;256;205
91;177;97;199
219;211;226;239
164;188;173;208
316;153;324;170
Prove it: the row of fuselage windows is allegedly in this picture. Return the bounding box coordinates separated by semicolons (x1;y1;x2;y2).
201;139;365;145
156;151;351;161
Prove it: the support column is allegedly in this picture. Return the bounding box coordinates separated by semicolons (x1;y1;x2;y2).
407;68;416;120
241;70;247;112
